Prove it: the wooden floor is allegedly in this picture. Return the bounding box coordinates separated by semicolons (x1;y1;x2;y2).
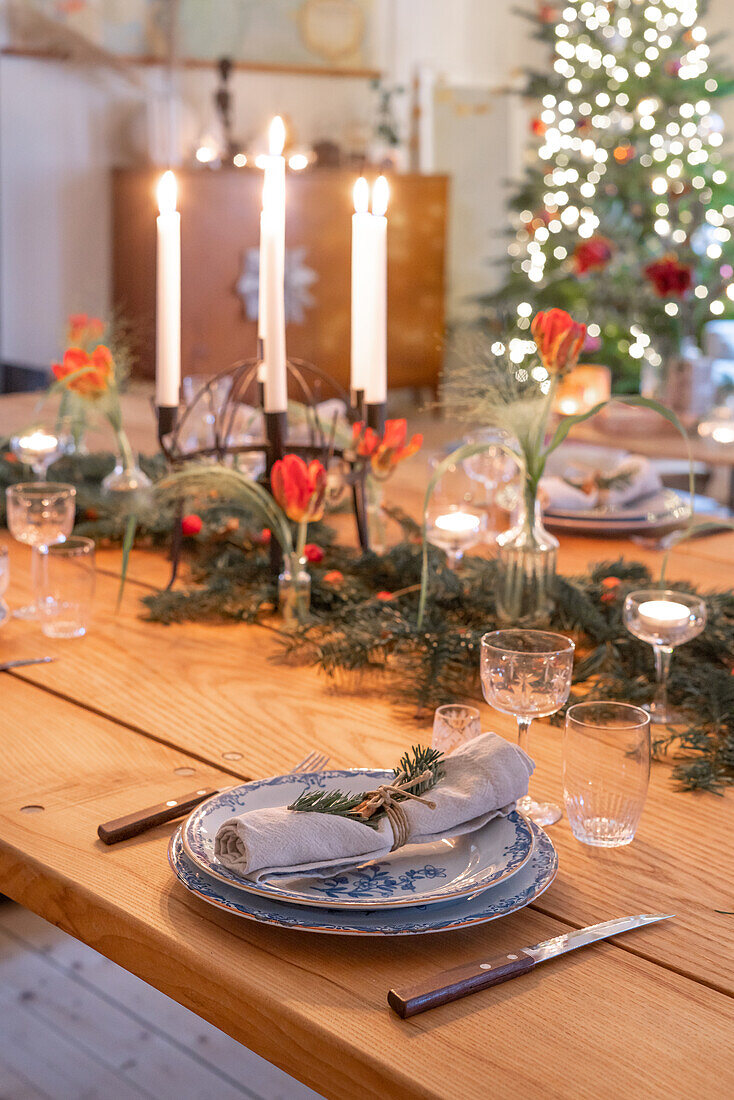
0;900;322;1100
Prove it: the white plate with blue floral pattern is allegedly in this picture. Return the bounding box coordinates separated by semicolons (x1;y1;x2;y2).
169;821;556;935
181;768;534;910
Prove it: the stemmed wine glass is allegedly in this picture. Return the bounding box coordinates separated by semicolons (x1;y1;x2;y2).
10;418;70;479
481;629;575;826
426;456;485;569
5;483;76;619
623;589;706;725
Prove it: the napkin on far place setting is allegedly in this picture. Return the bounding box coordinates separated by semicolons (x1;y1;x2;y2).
214;732;534;881
542;455;662;512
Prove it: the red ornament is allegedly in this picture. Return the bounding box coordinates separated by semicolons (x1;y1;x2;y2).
304;543;324;563
644;254;692;298
181;514;203;536
573;236;613;275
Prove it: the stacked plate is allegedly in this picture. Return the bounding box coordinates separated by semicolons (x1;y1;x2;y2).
169;767;558;936
545;487;691;535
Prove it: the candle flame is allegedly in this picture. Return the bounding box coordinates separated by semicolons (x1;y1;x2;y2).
268;116;286;156
157;170;177;215
353;177;369;214
372;175;389;217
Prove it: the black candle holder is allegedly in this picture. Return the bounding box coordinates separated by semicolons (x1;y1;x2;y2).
156;357;385;583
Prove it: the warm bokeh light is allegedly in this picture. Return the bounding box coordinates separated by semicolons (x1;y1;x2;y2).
156;170;177;215
288;153;309;171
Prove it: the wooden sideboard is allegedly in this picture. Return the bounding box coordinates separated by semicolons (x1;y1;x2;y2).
112;168;448;394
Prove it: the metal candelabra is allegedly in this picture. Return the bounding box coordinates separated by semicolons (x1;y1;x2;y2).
156;357;386;583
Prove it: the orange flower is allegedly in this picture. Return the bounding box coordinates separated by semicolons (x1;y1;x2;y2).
271;454;327;523
52;345;114;398
67;313;106;346
352;419;422;477
531;309;587;377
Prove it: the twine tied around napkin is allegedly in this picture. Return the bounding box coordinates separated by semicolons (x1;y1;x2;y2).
351;768;437;850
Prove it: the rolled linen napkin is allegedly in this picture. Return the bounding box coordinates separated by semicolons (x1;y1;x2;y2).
214;732;533;880
542;456;662;512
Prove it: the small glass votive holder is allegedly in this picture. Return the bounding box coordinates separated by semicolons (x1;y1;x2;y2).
432;704;481;755
563;701;650;848
37;536;95;639
0;546;8;626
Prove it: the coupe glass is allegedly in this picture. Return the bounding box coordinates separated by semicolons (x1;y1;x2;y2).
426;456;485;568
563;701;650;847
0;546;9;627
481;629;575;826
432;703;481;755
5;482;76;619
462;428;518;534
623;589;706;725
38;536;95;638
10;419;69;479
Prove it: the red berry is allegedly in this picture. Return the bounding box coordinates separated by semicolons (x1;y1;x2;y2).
323;570;343;584
181;514;203;536
304;543;324;563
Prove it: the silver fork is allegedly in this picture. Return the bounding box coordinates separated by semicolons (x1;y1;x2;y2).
291;750;330;774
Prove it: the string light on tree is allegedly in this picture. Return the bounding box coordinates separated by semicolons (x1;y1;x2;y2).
488;0;734;390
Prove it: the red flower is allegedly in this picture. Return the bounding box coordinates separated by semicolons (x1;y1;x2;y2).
530;118;547;136
181;514;203;536
67;313;106;347
644;254;692;298
271;454;327;523
376;591;394;601
304;543;324;563
52;345;114;398
531;309;587;376
601;576;621;604
352;419;422;477
573;236;613;275
323;570;343;584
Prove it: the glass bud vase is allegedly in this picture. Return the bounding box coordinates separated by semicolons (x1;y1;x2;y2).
496;485;558;623
101;431;152;505
278;554;311;628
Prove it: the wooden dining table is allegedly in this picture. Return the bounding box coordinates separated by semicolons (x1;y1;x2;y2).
0;391;732;1099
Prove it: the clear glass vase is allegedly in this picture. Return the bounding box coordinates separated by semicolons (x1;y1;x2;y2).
101;430;152;505
496;485;558;623
278;554;311;627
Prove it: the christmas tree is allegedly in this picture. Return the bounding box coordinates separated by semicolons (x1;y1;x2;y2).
487;0;734;391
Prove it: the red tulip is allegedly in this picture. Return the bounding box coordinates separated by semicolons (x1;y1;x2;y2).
644;254;692;298
352;419;422;477
531;309;587;376
271;454;327;523
573;236;613;275
52;344;114;398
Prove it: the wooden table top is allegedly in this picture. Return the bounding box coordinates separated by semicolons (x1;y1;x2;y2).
0;394;733;1098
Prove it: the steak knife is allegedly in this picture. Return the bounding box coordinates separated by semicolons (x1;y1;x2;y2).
388;913;673;1018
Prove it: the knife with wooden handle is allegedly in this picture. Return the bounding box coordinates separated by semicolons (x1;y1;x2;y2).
387;913;673;1018
97;788;219;845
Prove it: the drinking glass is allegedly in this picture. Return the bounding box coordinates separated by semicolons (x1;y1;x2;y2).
564;702;650;847
5;482;76;619
623;589;706;725
462;428;518;535
0;546;9;627
37;536;95;638
481;629;575;826
426;456;485;568
432;703;481;755
10;419;69;479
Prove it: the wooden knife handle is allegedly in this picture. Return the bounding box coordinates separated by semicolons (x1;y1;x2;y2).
97;787;219;845
388;951;536;1018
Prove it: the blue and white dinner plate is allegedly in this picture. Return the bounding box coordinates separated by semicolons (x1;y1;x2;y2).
168;821;557;936
181;768;534;909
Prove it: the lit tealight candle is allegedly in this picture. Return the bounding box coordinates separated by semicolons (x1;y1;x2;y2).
434;512;481;535
17;430;58;457
638;600;690;631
